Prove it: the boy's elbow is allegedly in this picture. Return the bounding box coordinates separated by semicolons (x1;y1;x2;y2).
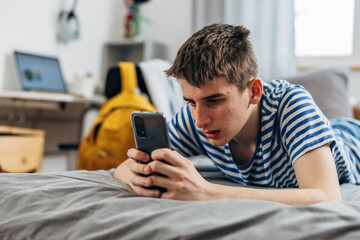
302;188;342;204
319;189;342;202
329;192;342;201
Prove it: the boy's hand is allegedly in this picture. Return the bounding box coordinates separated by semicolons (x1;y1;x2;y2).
147;148;212;201
122;148;212;200
126;148;163;198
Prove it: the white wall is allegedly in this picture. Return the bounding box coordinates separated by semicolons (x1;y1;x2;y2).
0;0;192;91
140;0;193;62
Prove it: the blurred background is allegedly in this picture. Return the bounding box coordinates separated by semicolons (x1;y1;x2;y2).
1;0;359;171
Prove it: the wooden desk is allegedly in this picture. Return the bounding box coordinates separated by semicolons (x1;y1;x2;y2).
0;90;104;109
0;91;104;154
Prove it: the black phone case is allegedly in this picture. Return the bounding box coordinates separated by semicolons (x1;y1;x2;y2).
131;111;170;155
131;111;170;193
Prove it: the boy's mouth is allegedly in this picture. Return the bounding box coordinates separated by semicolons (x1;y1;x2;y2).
203;130;221;139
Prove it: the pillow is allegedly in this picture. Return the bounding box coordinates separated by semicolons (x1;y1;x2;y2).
285;67;353;119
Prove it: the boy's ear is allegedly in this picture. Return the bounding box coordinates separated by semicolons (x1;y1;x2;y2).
249;78;262;104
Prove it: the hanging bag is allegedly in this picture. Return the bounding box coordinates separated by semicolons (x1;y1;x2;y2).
77;62;156;170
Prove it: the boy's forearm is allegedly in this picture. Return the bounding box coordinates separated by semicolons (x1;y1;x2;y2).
207;183;341;205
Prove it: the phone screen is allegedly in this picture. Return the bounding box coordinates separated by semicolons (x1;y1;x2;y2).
130;111;170;155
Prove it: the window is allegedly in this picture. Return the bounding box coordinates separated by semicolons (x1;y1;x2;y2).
294;0;360;68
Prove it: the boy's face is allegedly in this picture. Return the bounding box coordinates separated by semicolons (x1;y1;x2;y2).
180;77;256;146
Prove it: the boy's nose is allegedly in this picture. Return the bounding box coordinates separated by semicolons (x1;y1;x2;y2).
194;106;211;128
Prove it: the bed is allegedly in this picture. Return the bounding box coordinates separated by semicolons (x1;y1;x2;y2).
1;157;360;239
1;67;360;239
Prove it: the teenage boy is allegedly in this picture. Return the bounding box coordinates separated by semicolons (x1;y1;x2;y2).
114;23;360;204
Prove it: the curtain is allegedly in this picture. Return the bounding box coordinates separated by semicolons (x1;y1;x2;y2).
193;0;297;81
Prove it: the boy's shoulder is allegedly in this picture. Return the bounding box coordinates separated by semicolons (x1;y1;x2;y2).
261;79;314;116
263;79;300;93
262;79;309;99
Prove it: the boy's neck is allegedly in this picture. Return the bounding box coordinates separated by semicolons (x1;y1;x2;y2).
231;102;261;145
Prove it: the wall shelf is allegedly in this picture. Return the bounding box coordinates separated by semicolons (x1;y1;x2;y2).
101;40;167;81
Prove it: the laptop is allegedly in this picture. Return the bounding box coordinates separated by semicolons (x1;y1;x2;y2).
13;51;78;100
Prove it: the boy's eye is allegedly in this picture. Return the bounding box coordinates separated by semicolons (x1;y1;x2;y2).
208;99;222;104
187;100;196;106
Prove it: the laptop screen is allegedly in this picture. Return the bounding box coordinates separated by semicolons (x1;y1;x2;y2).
14;51;67;92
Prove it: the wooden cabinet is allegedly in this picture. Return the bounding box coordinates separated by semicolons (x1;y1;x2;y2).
354;107;360;120
0;126;44;173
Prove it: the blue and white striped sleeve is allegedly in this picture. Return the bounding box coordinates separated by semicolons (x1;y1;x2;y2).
278;86;336;165
168;104;204;157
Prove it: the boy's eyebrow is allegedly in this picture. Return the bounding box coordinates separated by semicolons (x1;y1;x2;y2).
183;93;225;101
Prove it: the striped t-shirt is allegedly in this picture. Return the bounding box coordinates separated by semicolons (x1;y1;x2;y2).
168;79;360;188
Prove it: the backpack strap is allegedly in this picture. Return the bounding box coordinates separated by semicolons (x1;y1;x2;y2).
118;62;137;93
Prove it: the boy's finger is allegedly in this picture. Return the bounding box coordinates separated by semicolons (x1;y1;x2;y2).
127;148;151;163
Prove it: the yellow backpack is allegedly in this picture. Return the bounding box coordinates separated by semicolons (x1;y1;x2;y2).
77;62;156;170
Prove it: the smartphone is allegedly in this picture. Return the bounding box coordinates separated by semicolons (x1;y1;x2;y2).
130;111;170;155
131;111;170;193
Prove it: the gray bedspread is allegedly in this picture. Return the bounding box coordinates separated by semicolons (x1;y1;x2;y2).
1;158;360;240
